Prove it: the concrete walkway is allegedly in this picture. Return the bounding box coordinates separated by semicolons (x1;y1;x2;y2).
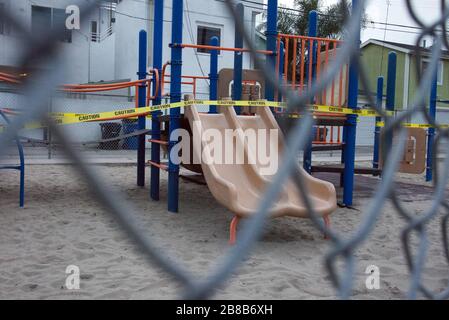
1;146;376;165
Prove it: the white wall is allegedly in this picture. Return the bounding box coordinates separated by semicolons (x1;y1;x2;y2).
114;0;152;81
91;34;116;82
0;0;264;144
1;0;264;86
0;0;115;84
157;0;263;100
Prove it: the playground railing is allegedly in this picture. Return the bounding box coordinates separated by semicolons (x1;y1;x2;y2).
277;34;348;108
161;61;210;99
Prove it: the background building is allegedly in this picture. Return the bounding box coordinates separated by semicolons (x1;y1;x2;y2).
0;0;264;144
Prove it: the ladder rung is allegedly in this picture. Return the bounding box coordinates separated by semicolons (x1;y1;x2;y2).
147;160;168;171
149;139;169;146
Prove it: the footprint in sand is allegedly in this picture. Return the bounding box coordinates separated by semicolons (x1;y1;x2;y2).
21;283;38;292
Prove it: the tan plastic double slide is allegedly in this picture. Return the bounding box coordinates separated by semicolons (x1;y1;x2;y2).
185;105;337;219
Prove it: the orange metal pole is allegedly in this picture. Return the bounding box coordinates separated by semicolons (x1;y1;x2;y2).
337;126;341;143
278;33;342;43
308;39;313;89
330;126;334;144
180;43;273;55
63;85;144;93
0;76;20;84
146;68;160;105
323;41;330;104
275;37;281;100
292;38;297;90
300;39;305;94
193;78;197;99
345;63;349;106
135;85;139;109
63;78;151;89
0;72;20;79
229;216;240;245
316;41;322;104
330;42;336;106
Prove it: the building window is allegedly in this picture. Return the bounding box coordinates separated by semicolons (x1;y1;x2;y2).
91;21;98;42
197;25;221;54
422;59;444;86
31;5;72;43
0;3;6;35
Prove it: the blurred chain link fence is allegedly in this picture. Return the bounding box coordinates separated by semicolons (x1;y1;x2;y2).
1;0;449;300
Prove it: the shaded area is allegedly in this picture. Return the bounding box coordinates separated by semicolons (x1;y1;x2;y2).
314;172;438;203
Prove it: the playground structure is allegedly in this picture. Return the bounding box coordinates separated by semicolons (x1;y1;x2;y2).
2;0;449;301
139;1;340;241
0;0;440;238
143;0;356;217
143;0;439;216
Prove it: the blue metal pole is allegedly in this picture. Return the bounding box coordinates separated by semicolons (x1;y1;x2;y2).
342;0;361;206
19;160;25;207
233;3;244;114
309;10;318;95
209;36;219;114
150;0;164;201
168;0;183;213
265;0;278;102
137;30;147;187
426;73;438;182
303;10;318;174
384;52;397;161
278;41;284;102
373;76;384;170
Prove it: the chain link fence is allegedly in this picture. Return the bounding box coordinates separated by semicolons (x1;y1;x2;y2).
0;86;143;160
1;0;449;300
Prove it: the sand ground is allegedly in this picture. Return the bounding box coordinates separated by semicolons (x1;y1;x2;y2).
0;163;448;300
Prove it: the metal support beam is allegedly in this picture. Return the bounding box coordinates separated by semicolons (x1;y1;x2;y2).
150;0;164;201
209;36;219;114
168;0;183;213
233;3;244;114
137;30;147;187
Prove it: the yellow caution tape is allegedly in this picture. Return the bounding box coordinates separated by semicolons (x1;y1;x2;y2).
375;121;449;129
1;101;446;131
46;101;378;124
